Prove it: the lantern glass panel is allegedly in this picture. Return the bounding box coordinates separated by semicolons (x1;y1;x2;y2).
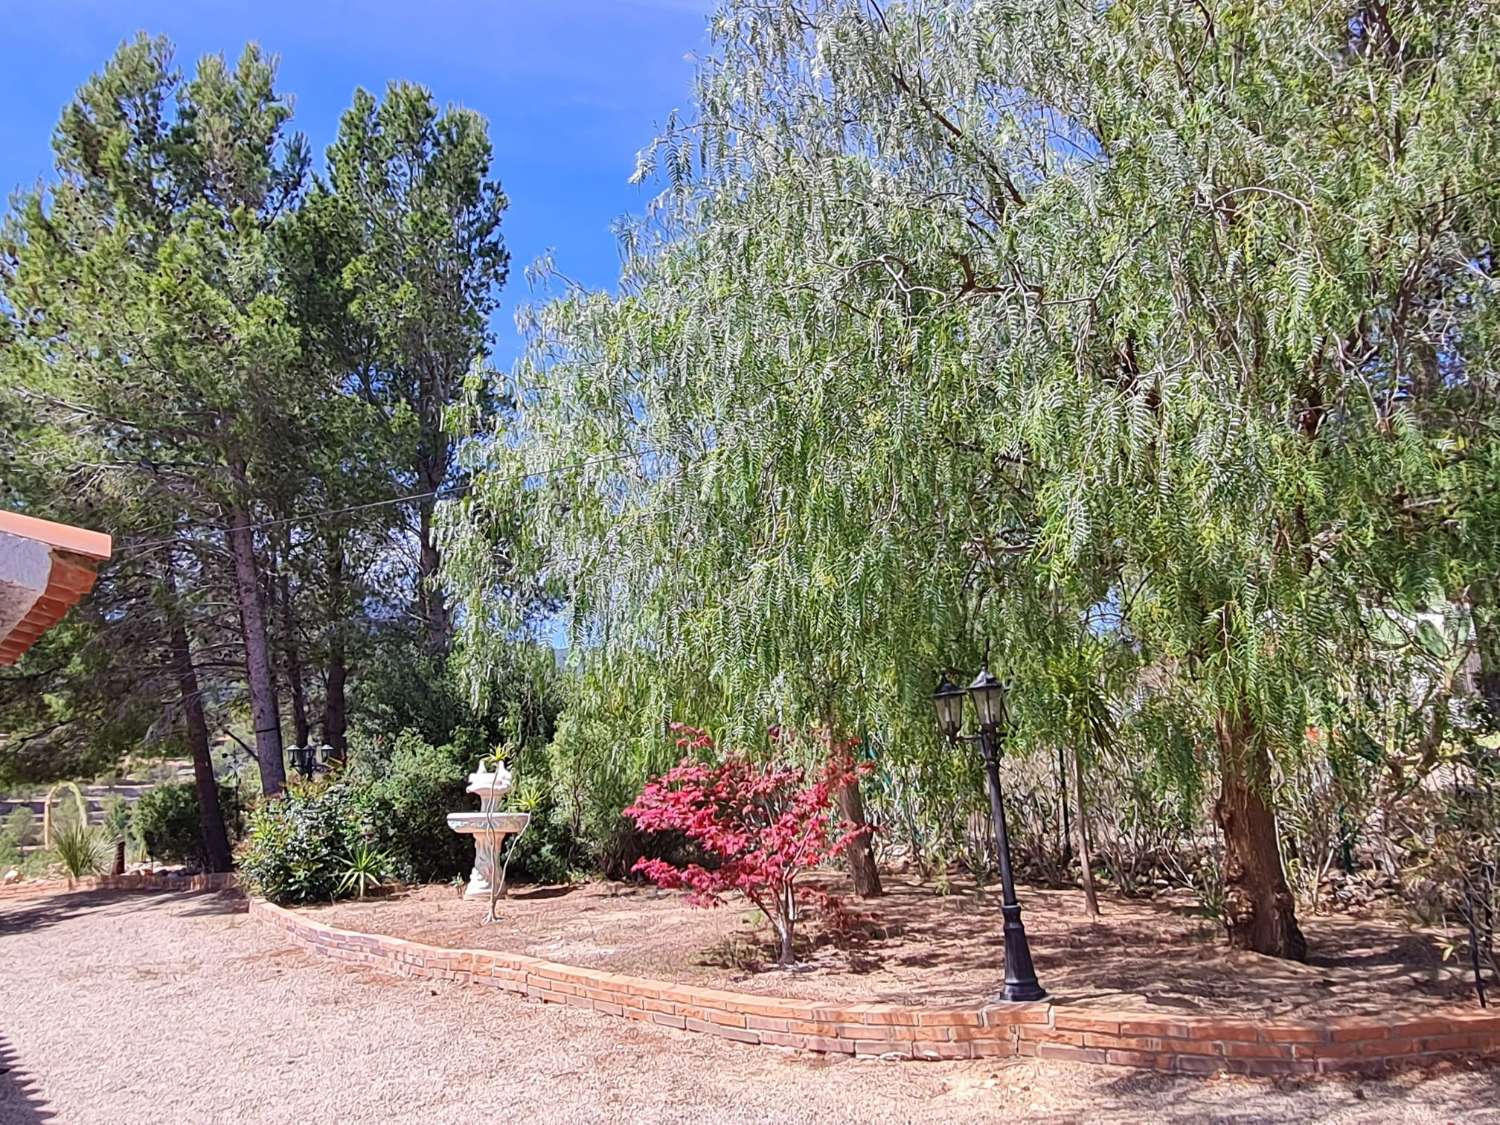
932;678;967;740
969;668;1006;729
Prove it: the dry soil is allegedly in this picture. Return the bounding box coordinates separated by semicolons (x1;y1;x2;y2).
309;874;1474;1017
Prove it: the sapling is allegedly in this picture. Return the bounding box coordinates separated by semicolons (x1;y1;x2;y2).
625;724;870;967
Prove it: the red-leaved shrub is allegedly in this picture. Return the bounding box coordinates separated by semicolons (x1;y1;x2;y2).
624;723;870;966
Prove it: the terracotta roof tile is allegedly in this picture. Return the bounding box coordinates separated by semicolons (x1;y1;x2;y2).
0;513;110;665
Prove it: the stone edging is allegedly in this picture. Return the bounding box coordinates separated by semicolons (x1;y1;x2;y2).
0;871;236;902
250;898;1500;1075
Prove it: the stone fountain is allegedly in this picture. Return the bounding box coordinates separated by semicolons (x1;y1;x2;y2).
446;758;530;899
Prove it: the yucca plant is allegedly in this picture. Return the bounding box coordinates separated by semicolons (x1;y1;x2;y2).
54;821;107;885
336;841;392;900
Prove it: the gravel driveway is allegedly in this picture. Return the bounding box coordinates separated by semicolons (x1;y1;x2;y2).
3;890;1497;1124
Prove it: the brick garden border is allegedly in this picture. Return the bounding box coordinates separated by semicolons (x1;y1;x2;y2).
251;898;1500;1076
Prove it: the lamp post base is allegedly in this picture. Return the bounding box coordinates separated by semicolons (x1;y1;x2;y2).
996;901;1047;1002
995;981;1048;1003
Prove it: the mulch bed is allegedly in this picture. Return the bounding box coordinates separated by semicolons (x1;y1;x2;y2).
303;872;1477;1018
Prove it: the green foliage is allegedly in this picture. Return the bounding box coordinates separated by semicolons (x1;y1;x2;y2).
348;730;472;883
325;79;512;651
133;782;243;867
18;848;57;879
238;777;366;904
343;645;568;881
0;32;523;799
243;714;586;900
440;0;1500;942
500;748;587;885
53;821;106;881
0;34;319;797
0;621;157;788
3;806;35;846
349;643;539;762
100;796;133;844
337;841;394;900
532;708;669;879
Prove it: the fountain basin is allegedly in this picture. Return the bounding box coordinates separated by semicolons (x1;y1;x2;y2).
445;812;532;836
446;812;531;898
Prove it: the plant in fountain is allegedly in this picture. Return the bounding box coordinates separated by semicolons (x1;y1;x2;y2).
624;724;869;967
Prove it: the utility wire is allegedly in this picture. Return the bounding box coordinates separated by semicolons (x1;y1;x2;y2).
117;447;656;556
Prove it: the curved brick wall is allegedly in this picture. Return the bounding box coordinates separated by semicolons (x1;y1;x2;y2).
250;899;1500;1075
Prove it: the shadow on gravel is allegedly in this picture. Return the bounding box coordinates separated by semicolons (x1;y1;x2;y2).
172;891;248;918
1093;1060;1500;1121
0;1034;55;1123
0;889;186;937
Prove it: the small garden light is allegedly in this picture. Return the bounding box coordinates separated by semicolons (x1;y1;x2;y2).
933;663;1046;1003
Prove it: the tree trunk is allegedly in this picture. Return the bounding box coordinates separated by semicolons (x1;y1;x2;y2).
164;564;233;873
226;490;286;797
277;573;311;749
1057;742;1074;868
323;634;348;763
836;778;883;898
416;437;453;654
322;543;348;762
1214;705;1306;960
1070;743;1100;918
821;709;882;899
112;838;127;876
775;885;796;966
417;495;451;654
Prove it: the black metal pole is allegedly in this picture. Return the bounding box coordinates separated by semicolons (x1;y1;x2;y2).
978;726;1046;1002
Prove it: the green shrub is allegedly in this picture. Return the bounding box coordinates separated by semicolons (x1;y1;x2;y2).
242;724;579;900
101;795;132;842
349;641;562;763
237;776;365;903
4;805;35;845
536;709;674;879
351;730;472;883
501;753;585;884
54;821;106;880
133;781;243;866
237;732;471;904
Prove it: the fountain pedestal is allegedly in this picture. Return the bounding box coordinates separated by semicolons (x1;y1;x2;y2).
446;759;531;899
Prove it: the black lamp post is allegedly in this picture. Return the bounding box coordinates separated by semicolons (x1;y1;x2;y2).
287;744;330;776
933;666;1047;1003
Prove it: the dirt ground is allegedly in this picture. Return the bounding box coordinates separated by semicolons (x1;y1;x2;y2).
3;889;1498;1124
307;873;1474;1017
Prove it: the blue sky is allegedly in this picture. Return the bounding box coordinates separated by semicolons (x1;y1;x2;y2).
0;0;715;368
